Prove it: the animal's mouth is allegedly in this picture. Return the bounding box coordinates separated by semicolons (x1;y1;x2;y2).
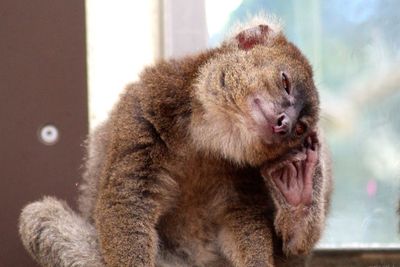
249;95;292;143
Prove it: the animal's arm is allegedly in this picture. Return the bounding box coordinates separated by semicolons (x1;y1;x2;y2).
262;132;332;256
217;174;279;267
94;94;177;267
218;206;276;267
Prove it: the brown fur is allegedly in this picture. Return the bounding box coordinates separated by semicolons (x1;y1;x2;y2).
92;22;331;266
19;18;333;267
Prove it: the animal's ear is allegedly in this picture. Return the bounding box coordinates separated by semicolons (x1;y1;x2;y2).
235;24;272;50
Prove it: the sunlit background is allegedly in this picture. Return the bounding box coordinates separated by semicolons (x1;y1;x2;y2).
87;0;400;248
86;1;159;128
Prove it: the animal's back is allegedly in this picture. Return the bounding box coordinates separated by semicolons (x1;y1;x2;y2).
78;120;112;221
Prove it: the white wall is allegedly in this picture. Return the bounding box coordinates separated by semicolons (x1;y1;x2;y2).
86;1;160;129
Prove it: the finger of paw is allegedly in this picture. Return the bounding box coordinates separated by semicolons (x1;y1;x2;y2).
285;190;302;206
306;146;318;164
301;191;313;206
287;163;298;190
290;151;307;162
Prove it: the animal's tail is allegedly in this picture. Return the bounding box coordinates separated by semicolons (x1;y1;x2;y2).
18;196;104;267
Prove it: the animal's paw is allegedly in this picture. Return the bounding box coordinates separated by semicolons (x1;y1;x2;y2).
261;132;319;207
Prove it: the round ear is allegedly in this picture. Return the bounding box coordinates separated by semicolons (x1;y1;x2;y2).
235;24;274;50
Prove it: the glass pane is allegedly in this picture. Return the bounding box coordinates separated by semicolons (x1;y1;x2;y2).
205;0;400;247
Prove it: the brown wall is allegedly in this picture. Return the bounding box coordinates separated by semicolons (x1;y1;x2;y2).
0;1;88;266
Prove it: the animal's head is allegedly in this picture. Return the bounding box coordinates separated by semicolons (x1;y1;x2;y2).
191;17;319;166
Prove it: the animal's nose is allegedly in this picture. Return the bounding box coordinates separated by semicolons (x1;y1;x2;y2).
273;113;291;135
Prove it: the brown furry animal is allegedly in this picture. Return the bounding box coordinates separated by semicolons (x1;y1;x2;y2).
19;17;332;267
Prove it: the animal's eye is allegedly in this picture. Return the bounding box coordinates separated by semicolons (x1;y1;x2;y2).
281;72;290;95
220;71;226;87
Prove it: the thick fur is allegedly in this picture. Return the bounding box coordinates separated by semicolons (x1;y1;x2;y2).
19;197;103;267
19;17;333;267
78;120;111;222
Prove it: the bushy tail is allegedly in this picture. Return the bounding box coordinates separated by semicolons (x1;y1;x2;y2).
19;197;104;267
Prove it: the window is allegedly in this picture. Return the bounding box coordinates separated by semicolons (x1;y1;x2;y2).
205;0;400;248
